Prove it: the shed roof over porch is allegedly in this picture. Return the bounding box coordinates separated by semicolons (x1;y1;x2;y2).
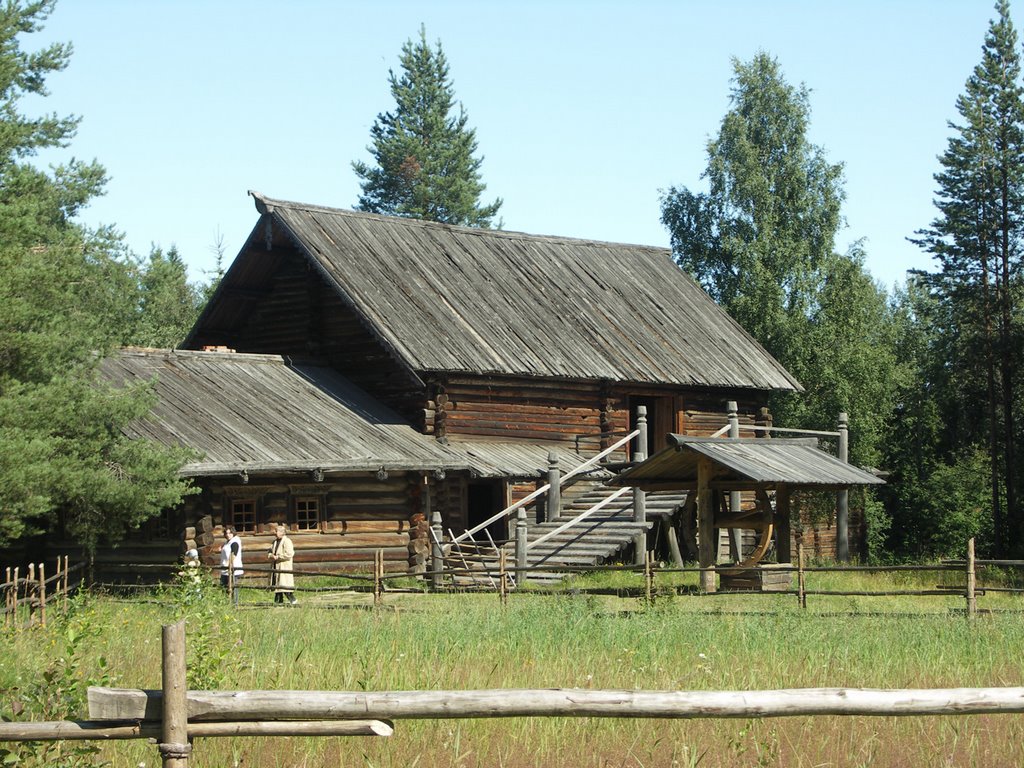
609;435;884;491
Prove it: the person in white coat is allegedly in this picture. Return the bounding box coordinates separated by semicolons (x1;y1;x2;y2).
268;524;297;605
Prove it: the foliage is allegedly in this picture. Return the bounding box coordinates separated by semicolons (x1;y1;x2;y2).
352;26;502;227
167;563;240;690
127;245;205;348
0;0;193;552
910;0;1024;556
661;52;843;356
662;53;902;559
0;595;110;768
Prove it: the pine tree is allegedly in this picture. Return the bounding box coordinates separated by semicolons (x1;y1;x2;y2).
0;1;192;551
352;27;502;227
913;0;1024;555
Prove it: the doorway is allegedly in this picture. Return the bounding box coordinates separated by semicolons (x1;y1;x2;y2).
628;395;674;459
466;479;509;542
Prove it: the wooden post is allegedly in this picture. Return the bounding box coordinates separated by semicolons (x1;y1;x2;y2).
633;406;648;565
4;567;10;629
63;555;69;609
726;401;743;561
966;537;977;618
428;477;444;590
160;620;190;767
836;412;850;562
38;562;46;629
498;550;508;607
697;457;716;593
644;550;654;605
227;555;236;608
27;564;35;626
11;567;18;628
373;550;383;608
797;542;806;610
515;506;528;581
776;485;792;565
546;452;561;523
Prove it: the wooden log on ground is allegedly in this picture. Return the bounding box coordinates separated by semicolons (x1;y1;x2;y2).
88;686;1024;722
0;719;393;741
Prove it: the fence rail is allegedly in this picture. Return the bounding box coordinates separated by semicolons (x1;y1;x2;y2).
2;556;82;629
2;619;1024;767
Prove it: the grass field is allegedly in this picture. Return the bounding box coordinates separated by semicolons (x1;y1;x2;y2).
3;568;1024;767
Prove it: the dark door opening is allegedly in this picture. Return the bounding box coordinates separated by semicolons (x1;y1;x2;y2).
467;480;508;542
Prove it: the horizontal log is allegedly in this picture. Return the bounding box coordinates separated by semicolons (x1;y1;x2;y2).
89;686;1024;722
322;520;410;534
0;719;393;741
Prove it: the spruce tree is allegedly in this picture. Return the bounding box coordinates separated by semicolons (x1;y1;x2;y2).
913;0;1024;555
352;28;502;227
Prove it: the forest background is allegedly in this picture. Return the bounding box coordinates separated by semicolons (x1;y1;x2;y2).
1;0;1021;563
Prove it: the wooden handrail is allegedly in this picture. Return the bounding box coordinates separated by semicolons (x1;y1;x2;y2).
452;429;640;545
526;486;632;551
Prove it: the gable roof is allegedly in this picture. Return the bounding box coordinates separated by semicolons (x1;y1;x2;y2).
610;435;884;490
191;193;801;392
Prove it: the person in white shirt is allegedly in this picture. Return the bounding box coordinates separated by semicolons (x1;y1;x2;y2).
219;525;243;605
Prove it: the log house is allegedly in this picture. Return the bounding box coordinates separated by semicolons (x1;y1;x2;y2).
90;192;833;577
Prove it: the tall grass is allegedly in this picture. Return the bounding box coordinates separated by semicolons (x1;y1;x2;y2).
3;569;1024;767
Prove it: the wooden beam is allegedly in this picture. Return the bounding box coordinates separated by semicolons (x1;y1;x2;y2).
87;686;1024;721
697;456;716;592
0;719;393;741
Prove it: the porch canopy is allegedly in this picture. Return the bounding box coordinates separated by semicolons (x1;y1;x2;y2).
609;435;883;591
609;435;884;492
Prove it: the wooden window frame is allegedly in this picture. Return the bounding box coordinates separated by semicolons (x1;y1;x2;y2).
231;499;257;533
293;496;322;531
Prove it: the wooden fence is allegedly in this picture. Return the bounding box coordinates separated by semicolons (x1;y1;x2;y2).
2;556;82;630
2;620;1024;766
84;537;1013;619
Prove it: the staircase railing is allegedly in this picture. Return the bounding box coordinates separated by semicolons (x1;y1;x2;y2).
450;428;639;546
525;486;632;552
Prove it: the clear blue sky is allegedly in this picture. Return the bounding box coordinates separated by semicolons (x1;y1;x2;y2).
34;0;999;290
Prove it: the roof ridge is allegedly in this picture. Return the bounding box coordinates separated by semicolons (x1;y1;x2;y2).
248;190;670;253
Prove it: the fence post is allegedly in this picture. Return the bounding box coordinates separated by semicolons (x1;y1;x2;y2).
11;567;18;628
4;567;10;629
63;555;69;610
966;537;976;618
797;542;806;610
516;506;528;581
374;550;383;608
644;551;654;606
160;619;191;767
27;564;35;626
227;555;236;608
836;412;850;562
498;549;508;607
38;562;46;629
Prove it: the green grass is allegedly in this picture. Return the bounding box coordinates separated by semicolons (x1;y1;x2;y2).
3;569;1024;767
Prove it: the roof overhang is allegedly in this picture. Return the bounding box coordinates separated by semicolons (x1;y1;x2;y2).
609;435;885;492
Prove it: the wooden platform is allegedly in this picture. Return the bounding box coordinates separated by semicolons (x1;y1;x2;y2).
718;564;793;592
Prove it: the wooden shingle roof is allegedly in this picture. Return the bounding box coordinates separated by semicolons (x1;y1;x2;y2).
99;348;461;477
232;193;801;392
611;436;884;490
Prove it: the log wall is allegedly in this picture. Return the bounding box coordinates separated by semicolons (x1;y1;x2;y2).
180;471;427;575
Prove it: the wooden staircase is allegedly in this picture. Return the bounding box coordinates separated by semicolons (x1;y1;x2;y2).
443;475;688;587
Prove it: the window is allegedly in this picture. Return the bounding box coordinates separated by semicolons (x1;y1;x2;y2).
294;497;320;531
231;499;257;532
